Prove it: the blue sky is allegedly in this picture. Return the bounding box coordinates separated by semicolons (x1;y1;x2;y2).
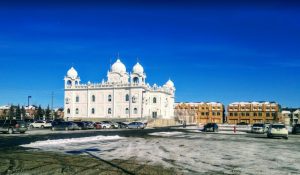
0;1;299;108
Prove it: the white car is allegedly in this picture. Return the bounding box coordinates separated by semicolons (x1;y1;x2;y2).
251;123;266;134
267;124;288;139
30;121;52;129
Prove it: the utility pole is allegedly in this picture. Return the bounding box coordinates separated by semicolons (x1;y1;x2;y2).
51;92;54;120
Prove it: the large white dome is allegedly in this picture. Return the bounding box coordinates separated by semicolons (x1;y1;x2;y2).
165;79;174;88
111;59;126;73
67;67;78;79
133;62;144;74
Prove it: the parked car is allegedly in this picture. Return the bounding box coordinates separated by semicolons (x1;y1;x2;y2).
102;121;119;129
24;119;34;128
292;124;300;134
116;122;128;128
93;122;102;129
202;123;219;132
99;122;112;129
0;119;27;134
251;123;266;134
73;121;88;130
127;122;145;129
51;121;79;131
267;124;288;139
237;122;248;125
83;121;95;129
30;120;52;129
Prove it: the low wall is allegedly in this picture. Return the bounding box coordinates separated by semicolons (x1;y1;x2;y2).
146;119;178;128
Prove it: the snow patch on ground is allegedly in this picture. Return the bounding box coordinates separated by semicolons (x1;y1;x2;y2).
21;135;123;148
148;132;184;137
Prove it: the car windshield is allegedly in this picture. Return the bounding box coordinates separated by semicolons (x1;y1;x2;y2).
17;121;26;124
253;124;264;127
272;125;285;129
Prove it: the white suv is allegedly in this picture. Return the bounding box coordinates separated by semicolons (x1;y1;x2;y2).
267;124;288;139
30;121;52;129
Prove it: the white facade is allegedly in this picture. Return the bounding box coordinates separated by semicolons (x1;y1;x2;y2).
64;59;175;120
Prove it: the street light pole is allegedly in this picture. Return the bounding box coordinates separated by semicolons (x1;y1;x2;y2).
27;96;32;107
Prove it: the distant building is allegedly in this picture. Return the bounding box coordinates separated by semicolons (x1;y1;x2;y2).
64;59;175;120
293;109;300;125
227;102;281;124
175;102;224;124
281;110;292;126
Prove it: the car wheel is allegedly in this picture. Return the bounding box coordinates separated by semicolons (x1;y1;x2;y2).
284;136;288;140
20;131;25;134
41;125;44;129
267;134;272;138
103;126;106;129
8;128;14;134
52;127;55;131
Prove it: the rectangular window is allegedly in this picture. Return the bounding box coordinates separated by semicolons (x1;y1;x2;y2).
234;113;238;116
266;113;270;117
229;113;233;116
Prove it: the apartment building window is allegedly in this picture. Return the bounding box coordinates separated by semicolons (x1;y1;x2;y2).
67;108;70;114
229;113;233;116
258;112;262;117
246;113;249;116
241;113;245;116
108;95;112;102
272;113;277;117
212;112;216;116
76;96;79;102
125;108;129;114
266;113;270;117
234;113;238;116
125;94;129;102
134;108;138;114
206;112;209;116
92;95;96;102
75;108;79;114
217;112;220;116
201;112;205;116
254;113;257;117
108;108;112;114
91;108;95;114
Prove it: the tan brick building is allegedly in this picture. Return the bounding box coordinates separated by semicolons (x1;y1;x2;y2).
175;102;224;124
227;102;281;124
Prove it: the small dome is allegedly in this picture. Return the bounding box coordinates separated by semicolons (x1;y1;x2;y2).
67;67;78;79
111;59;126;73
165;79;174;88
133;62;144;74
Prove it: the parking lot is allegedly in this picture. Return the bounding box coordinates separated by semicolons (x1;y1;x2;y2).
1;127;300;174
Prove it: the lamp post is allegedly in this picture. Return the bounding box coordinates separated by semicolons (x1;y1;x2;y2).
27;96;32;107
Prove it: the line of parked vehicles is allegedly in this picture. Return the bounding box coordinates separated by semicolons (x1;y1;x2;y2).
200;122;300;139
0;119;147;134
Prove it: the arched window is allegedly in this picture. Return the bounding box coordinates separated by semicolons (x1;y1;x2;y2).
91;108;95;114
125;108;129;114
108;108;112;114
92;95;96;102
153;97;157;104
76;96;79;102
125;94;129;102
67;108;70;114
133;77;139;84
75;81;79;85
75;108;79;114
67;80;72;86
108;95;112;102
134;108;138;114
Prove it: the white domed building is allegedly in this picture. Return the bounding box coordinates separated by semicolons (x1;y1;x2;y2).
64;58;175;120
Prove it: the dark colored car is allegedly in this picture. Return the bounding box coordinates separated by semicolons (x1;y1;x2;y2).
116;122;128;128
203;123;219;132
51;121;79;131
73;121;88;130
127;122;145;129
83;121;95;129
0;119;27;134
292;124;300;134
